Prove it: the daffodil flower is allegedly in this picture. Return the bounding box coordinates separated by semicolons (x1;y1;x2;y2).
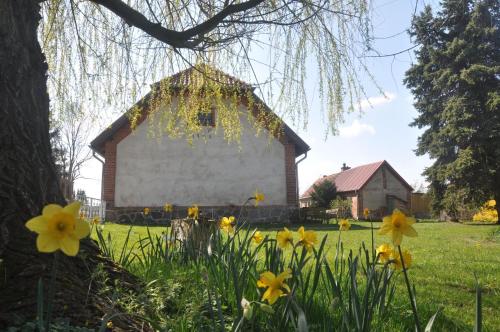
188;205;199;219
339;219;351;231
376;243;393;263
297;226;317;252
257;268;292;304
26;202;90;256
164;203;173;212
390;249;413;270
252;230;264;244
379;209;417;246
276;227;293;249
254;190;265;206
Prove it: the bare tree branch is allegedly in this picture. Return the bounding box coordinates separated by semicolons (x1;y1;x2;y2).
90;0;265;48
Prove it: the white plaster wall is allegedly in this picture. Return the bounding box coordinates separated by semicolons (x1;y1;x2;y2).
361;166;410;210
114;103;287;206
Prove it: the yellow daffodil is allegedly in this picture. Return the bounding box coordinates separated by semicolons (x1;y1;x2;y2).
257;268;292;304
252;230;264;244
276;227;293;249
376;243;393;263
390;249;412;270
297;226;317;252
254;190;265;206
379;209;417;246
486;199;496;208
92;216;100;225
220;216;235;233
363;208;370;219
188;205;199;219
339;219;351;231
143;207;150;215
25;202;90;256
164;203;173;212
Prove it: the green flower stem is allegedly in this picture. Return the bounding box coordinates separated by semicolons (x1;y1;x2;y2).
370;219;375;263
398;245;421;332
45;251;59;332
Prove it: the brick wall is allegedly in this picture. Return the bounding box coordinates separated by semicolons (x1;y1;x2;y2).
284;139;297;206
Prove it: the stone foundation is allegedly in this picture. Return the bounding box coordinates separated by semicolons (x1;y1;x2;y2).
105;205;297;225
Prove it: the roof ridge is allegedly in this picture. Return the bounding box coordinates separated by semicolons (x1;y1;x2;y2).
162;63;253;89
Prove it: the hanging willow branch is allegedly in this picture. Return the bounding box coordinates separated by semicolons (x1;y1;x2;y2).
41;0;375;140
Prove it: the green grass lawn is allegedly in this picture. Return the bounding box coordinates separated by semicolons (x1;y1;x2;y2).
92;221;500;331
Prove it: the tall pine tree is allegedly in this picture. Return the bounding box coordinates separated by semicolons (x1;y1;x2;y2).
405;0;500;221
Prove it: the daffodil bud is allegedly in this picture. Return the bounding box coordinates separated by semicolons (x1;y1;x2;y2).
241;298;253;319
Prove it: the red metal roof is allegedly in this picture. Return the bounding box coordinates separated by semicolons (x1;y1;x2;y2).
301;161;387;198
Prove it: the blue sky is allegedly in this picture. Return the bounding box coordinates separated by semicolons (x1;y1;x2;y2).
76;0;439;199
294;0;439;193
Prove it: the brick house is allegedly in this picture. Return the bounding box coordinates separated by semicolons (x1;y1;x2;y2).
300;161;413;219
90;66;310;223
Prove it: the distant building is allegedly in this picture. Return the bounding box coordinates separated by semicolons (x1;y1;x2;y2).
300;161;413;219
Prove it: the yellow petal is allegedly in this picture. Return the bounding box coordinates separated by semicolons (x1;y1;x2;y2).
378;223;392;235
282;283;291;293
26;216;48;234
63;201;81;218
74;218;90;239
259;271;276;286
60;236;80;256
402;224;418;237
392;231;403;246
406;217;416;225
42;204;63;218
36;234;60;253
262;287;282;304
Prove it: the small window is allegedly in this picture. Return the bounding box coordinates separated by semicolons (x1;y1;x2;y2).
197;108;215;127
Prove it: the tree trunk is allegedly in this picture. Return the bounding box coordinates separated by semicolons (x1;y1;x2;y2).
0;1;148;329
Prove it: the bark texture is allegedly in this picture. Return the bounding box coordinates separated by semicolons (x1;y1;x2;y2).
0;1;149;329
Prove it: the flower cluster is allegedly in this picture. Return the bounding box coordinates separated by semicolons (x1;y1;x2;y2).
276;226;318;252
220;216;236;233
376;243;413;270
376;209;417;270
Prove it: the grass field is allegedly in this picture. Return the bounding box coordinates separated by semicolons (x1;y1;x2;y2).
92;221;500;331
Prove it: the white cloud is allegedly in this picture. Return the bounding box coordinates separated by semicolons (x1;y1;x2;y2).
339;120;376;138
358;92;396;110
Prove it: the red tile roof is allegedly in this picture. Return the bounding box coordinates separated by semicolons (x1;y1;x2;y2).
301;161;401;198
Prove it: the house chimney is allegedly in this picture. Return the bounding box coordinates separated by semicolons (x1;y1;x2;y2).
341;163;350;171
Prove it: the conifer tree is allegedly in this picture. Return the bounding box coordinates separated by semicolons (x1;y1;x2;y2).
405;0;500;220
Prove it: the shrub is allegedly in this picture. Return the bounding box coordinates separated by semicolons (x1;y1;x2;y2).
473;200;498;223
330;197;352;218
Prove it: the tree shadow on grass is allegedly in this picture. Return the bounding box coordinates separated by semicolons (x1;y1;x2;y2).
246;222;375;232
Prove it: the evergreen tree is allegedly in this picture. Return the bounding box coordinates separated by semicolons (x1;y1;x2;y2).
310;180;338;208
405;0;500;221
